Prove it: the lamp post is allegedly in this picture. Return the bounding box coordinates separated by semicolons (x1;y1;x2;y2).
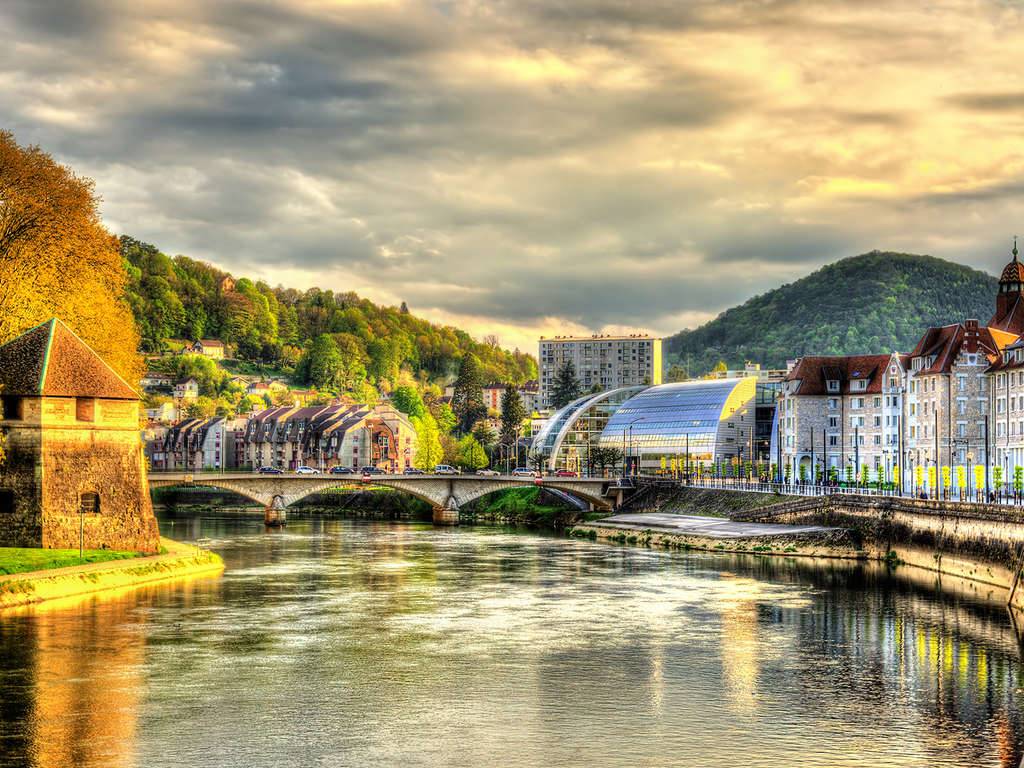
627;417;645;478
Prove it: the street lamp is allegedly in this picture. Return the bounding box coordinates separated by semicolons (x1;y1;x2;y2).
627;417;645;478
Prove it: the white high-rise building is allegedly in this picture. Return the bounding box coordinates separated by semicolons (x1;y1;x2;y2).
538;334;662;408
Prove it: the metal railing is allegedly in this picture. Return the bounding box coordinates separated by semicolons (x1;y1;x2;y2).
636;474;1024;507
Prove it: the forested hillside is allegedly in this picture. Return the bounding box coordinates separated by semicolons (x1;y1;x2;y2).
666;252;999;374
120;236;536;391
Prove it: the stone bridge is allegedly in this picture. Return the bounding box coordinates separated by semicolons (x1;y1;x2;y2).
148;472;623;525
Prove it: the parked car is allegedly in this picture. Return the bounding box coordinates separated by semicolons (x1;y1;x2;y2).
434;464;459;475
258;466;284;475
476;468;499;476
360;466;386;475
295;466;320;475
511;467;534;477
403;467;425;475
329;466;355;475
554;469;578;478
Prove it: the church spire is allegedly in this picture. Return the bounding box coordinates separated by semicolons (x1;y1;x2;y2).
1014;235;1019;262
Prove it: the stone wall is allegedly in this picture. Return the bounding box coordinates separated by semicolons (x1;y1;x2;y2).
0;398;43;548
39;398;160;553
736;494;1024;592
0;396;160;554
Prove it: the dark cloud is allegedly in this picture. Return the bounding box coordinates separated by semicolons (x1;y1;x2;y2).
946;91;1024;112
1;0;1022;345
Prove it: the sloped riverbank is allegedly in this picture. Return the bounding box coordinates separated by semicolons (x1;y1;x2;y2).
0;537;223;610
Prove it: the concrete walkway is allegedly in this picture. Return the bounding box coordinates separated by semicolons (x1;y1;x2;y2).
592;513;839;539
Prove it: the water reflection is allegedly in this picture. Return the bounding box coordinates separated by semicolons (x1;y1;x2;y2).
0;512;1021;768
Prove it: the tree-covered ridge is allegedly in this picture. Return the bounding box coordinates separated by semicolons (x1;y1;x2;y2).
121;236;537;389
666;251;1000;374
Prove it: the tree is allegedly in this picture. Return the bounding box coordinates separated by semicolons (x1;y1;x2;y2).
432;402;457;434
457;434;488;470
185;396;217;418
440;434;461;466
238;394;266;414
451;354;486;433
0;130;143;384
550;361;582;409
0;388;6;467
666;364;688;382
711;360;728;375
412;413;444;470
302;334;344;391
499;385;527;446
391;385;426;419
473;422;497;451
529;450;549;471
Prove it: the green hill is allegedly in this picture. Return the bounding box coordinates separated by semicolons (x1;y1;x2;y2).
120;236;537;392
665;251;999;374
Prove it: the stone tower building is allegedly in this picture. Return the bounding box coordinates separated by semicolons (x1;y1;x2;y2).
0;319;160;553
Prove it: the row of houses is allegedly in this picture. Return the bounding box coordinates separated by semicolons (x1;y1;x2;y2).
779;243;1024;485
148;403;417;472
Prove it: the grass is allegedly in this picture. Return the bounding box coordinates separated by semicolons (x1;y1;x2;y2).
0;548;142;575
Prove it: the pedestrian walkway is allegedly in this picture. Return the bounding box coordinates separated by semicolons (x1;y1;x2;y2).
593;512;839;539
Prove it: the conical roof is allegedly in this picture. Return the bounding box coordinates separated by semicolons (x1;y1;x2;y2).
1000;237;1024;282
0;318;138;400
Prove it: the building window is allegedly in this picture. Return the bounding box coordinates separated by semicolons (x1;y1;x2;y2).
76;398;95;422
827;380;840;392
0;489;13;514
79;492;100;515
0;395;23;421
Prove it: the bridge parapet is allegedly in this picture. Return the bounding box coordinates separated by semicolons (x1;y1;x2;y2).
148;473;616;525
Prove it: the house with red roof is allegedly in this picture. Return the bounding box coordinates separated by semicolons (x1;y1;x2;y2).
780;352;907;482
782;240;1024;494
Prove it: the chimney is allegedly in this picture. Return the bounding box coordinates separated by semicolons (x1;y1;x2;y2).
964;318;979;352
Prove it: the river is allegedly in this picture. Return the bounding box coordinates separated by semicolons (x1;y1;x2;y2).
1;510;1022;767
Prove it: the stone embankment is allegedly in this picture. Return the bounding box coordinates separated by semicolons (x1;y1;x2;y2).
576;487;1024;611
573;511;860;558
0;537;223;610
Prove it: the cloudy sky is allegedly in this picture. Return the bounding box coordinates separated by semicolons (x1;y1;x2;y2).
4;0;1024;351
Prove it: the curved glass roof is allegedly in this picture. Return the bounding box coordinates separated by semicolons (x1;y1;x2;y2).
599;378;755;457
531;386;646;461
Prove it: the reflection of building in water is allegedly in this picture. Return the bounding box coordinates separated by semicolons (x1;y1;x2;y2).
719;596;760;715
9;595;149;768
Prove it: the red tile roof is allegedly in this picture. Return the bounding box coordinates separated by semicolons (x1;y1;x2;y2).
908;321;1016;375
784;354;894;395
0;318;139;400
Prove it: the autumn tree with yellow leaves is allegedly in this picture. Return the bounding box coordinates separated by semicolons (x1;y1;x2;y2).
0;130;142;385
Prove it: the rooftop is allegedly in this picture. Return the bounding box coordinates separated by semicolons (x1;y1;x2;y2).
539;334;660;342
0;318;139;401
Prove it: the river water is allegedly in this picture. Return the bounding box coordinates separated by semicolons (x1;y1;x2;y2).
1;511;1023;768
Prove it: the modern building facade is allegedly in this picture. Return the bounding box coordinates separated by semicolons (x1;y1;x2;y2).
538;334;662;408
598;378;758;474
530;386;646;472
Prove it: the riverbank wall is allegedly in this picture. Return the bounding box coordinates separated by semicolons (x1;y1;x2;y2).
731;494;1024;605
0;537;224;610
601;487;1024;609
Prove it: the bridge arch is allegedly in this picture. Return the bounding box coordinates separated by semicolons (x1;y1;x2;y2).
149;478;275;508
148;474;616;522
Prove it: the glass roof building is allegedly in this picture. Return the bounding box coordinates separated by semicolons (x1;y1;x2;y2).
598;378;757;471
530;386;646;472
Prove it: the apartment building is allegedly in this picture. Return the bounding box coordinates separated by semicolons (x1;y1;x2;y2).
538;334;662;408
241;403;417;471
779;353;907;481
